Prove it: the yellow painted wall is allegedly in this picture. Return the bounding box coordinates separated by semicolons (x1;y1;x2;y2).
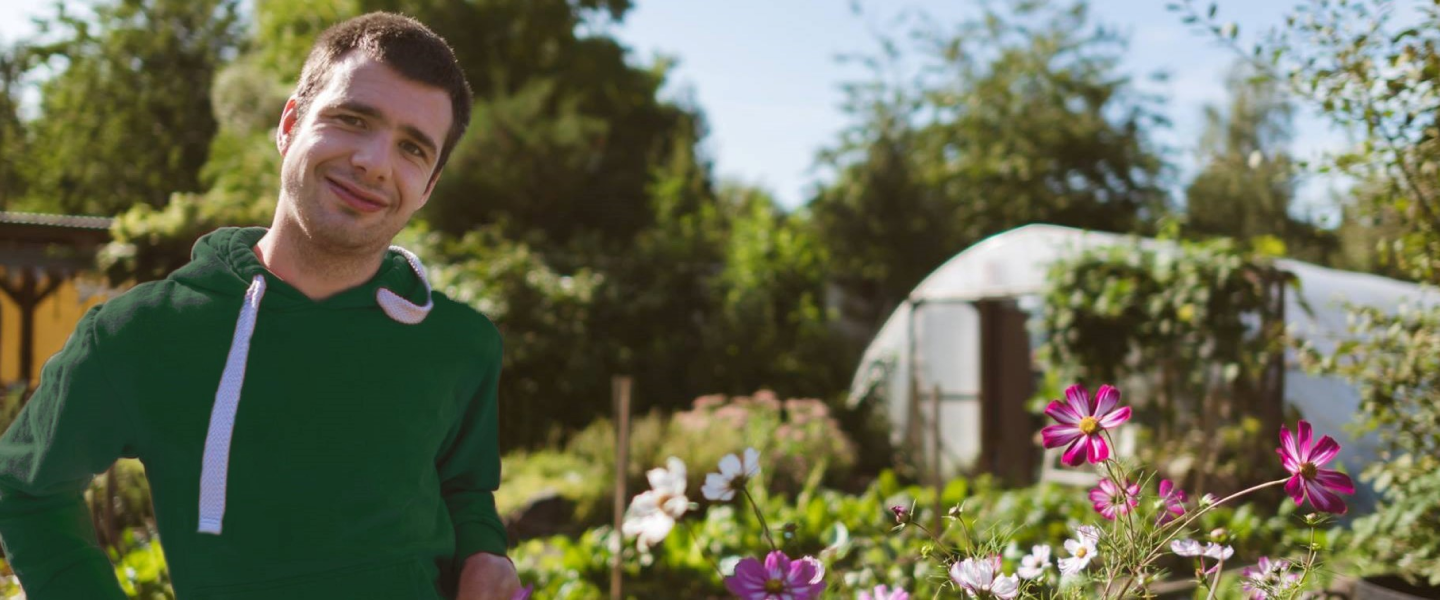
0;268;118;386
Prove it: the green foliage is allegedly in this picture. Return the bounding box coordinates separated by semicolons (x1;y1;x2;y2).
17;0;245;215
813;0;1170;327
499;393;858;535
1038;235;1292;494
112;537;173;600
512;471;1316;598
1298;304;1440;583
1175;0;1440;583
0;40;31;209
1184;61;1337;264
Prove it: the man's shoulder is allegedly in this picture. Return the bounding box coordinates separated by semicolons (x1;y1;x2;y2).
86;278;222;338
429;291;502;350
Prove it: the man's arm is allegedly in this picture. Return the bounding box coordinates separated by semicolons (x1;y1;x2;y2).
436;329;510;590
0;306;130;599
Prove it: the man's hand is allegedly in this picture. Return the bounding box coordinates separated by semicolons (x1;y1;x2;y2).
456;551;520;600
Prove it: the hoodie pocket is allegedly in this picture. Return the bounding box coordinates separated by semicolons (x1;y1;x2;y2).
193;557;442;600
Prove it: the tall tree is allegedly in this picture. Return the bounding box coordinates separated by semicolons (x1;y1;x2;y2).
0;41;31;209
1183;62;1336;262
18;0;244;215
812;0;1170;333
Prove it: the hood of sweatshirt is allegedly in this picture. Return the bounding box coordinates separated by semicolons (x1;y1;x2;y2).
171;226;436;535
171;226;433;319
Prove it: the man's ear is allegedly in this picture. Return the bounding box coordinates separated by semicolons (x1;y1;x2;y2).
276;98;300;155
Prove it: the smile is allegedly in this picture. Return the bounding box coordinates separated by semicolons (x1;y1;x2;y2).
326;177;387;213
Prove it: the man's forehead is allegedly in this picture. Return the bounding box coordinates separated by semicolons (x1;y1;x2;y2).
311;53;452;138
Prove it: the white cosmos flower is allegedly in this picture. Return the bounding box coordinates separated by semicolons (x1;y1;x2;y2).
1017;544;1051;580
621;457;688;550
949;556;1020;599
1058;533;1098;575
701;447;761;502
1171;538;1204;557
1203;543;1234;561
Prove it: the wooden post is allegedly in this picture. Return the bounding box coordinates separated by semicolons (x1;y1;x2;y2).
930;383;943;533
610;376;633;600
0;267;63;388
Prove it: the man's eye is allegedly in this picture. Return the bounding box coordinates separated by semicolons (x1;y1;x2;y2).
401;142;425;158
337;114;364;126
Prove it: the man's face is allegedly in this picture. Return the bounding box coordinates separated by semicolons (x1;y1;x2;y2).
276;52;452;254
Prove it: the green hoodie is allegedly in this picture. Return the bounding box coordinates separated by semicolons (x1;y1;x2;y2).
0;227;508;599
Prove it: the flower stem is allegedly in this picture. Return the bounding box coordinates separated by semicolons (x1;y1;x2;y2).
1115;478;1289;599
680;520;726;580
1205;556;1224;600
740;487;778;553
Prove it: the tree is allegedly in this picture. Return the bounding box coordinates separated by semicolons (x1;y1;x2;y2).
1183;61;1336;262
0;40;31;209
812;0;1170;335
18;0;244;215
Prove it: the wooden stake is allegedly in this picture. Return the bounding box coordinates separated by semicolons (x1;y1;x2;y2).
610;376;633;600
931;383;943;533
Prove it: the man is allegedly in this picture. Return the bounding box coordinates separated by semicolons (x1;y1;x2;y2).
0;13;520;599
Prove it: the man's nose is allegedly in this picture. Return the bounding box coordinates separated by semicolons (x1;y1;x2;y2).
350;133;393;184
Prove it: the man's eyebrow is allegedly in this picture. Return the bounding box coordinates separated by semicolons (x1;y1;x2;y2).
332;100;439;158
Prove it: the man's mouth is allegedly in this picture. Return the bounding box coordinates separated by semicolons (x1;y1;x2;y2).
326;176;387;213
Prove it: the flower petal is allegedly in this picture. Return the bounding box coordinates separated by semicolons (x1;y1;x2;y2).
1304;480;1348;514
1314;468;1356;494
1278;424;1299;465
1061;438;1088;466
1041;423;1084;448
1086;435;1110;464
1284;474;1305;506
1064;384;1092;417
1295;420;1313;462
1097;405;1131;429
1308;435;1341;467
717;453;742;478
742;447;761;476
1044;400;1083;425
1094;384;1120;416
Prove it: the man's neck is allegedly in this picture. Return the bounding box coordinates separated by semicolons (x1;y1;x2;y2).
252;222;386;302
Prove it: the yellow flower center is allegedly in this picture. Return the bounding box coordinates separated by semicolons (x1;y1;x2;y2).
1078;416;1100;435
1300;462;1317;480
765;579;786;593
1076;546;1089;558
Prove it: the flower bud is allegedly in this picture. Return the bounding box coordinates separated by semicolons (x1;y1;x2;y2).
891;505;909;524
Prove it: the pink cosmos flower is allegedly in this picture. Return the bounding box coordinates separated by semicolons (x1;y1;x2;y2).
1088;477;1139;520
1157;479;1186;524
1041;384;1132;466
510;584;534;600
858;584;910;600
1277;420;1355;514
724;551;826;600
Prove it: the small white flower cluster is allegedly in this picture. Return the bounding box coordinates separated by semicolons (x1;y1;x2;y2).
950;556;1019;599
621;448;762;551
1171;538;1235;574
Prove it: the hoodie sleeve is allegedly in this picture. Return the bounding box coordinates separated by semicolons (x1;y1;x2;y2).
436;329;508;569
0;305;130;600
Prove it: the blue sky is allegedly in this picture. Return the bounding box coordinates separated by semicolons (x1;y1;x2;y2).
0;1;1361;217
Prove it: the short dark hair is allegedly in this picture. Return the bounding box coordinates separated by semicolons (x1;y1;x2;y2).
292;12;473;178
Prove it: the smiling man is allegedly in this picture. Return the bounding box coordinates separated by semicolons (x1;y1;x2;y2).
0;13;520;600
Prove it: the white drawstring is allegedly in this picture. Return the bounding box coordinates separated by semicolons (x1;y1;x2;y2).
197;274;266;534
376;245;433;324
195;249;433;535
